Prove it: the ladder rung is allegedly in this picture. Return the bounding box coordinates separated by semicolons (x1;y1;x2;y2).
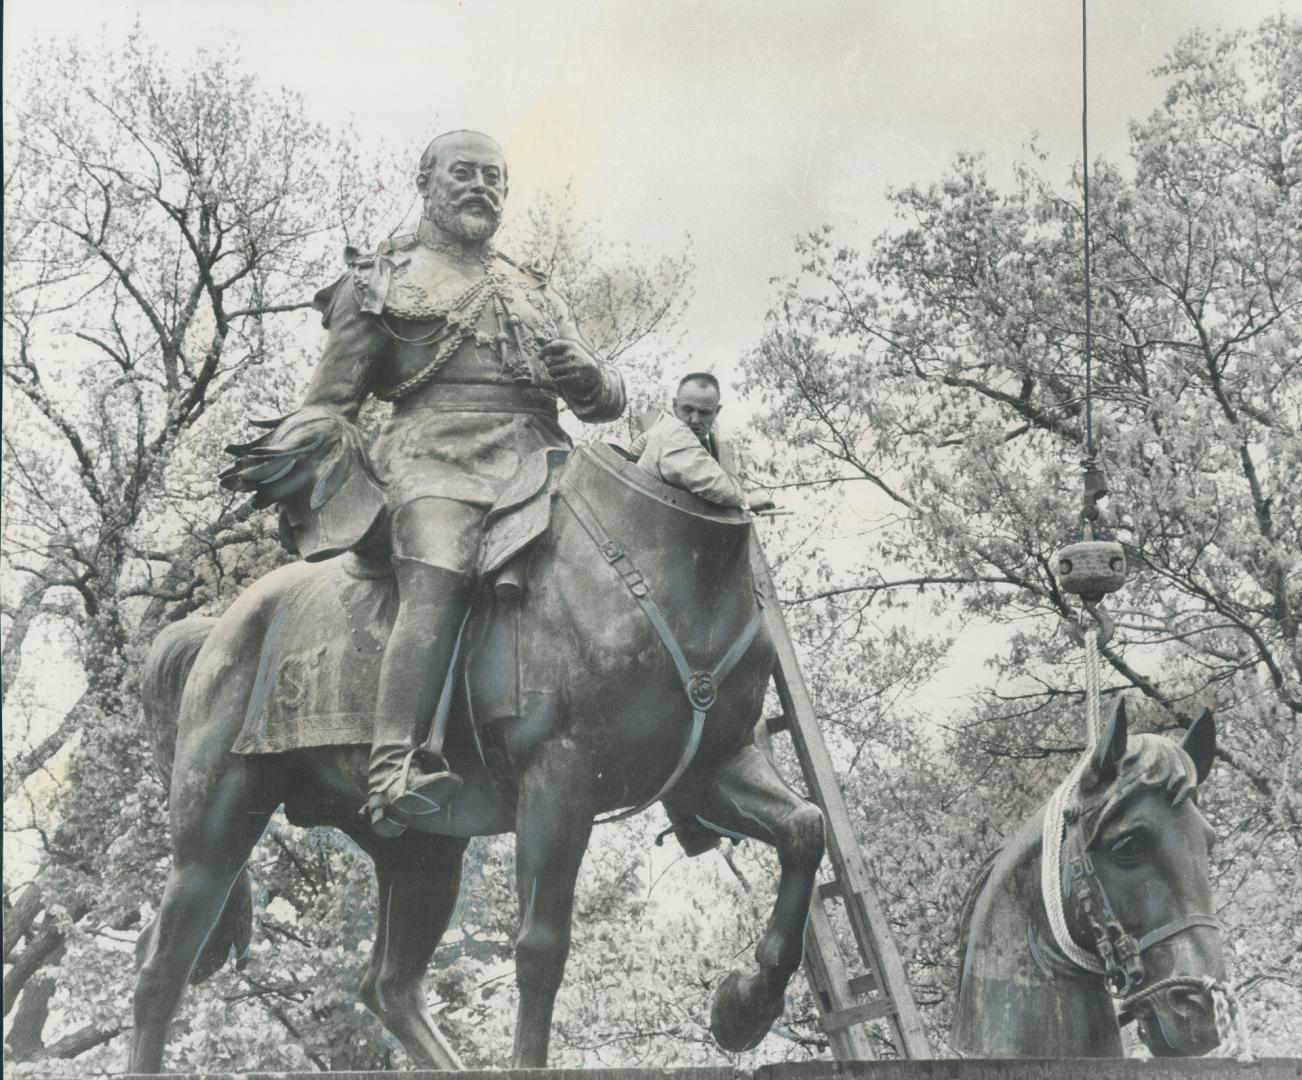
820;998;894;1032
848;973;878;996
818;879;843;901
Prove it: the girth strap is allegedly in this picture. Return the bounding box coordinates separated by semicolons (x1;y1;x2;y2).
558;482;762;824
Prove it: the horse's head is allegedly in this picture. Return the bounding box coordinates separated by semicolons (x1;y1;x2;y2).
1067;698;1225;1056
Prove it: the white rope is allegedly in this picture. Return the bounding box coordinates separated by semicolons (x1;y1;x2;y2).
1210;982;1256;1063
1083;624;1103;745
1040;625;1106;974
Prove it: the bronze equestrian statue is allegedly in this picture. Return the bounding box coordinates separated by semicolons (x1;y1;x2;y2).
129;131;825;1072
954;697;1228;1057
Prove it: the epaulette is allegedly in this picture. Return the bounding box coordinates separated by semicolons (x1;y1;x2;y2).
341;236;416;316
377;233;419;257
496;251;551;285
341;232;417;270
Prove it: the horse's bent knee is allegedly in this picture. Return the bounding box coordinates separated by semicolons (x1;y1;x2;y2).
776;802;825;865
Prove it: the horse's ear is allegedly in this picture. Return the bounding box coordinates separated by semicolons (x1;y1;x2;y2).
1181;708;1216;785
1092;694;1128;781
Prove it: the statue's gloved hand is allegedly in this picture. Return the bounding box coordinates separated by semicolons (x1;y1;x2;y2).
539;337;601;393
219;406;381;511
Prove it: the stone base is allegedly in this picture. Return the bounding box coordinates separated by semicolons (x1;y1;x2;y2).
112;1059;1302;1080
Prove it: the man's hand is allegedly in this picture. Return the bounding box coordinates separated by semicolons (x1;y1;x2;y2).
747;492;777;513
540;337;601;392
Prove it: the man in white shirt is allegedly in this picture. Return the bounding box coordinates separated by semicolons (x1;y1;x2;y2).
629;373;772;510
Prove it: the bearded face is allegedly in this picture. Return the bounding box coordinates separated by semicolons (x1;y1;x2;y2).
419;132;507;243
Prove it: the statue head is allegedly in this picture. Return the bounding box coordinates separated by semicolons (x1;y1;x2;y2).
416;130;508;244
673;372;722;446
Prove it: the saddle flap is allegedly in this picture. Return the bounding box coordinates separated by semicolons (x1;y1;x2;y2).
478;448;569;577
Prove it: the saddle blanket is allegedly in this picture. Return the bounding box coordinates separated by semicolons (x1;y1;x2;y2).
231;558;395;754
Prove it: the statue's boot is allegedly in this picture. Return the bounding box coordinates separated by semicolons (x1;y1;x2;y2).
366;561;473;838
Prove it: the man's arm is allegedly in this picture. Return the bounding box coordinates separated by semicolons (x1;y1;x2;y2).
220;274;384;539
645;418;747;508
301;275;380;420
540;289;626;423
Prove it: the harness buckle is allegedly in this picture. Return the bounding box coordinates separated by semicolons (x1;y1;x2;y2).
687;671;718;711
601;540;622;562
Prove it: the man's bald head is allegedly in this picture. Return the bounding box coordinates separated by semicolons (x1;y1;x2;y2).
416;130;509;243
673;373;722;445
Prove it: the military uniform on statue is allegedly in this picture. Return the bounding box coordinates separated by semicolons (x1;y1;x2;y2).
222;131;625;837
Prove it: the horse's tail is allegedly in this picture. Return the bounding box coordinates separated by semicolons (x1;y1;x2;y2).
142;617;216;782
141;617;253;985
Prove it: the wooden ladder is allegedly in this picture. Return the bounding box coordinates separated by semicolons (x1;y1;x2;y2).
750;543;932;1060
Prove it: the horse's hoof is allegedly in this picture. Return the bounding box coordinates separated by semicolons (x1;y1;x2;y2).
710;968;785;1052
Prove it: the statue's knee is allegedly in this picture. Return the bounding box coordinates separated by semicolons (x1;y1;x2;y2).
387;560;474;641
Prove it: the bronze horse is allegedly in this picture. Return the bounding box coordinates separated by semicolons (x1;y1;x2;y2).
953;697;1226;1057
129;444;825;1072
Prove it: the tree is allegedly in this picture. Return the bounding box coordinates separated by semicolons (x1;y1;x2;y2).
742;15;1301;1051
2;28;393;1067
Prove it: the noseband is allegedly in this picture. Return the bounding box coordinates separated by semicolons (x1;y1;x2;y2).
1059;803;1224;1009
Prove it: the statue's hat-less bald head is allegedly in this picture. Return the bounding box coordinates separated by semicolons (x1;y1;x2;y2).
417;130;509;191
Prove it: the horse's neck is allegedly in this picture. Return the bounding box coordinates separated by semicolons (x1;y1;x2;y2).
954;811;1123;1057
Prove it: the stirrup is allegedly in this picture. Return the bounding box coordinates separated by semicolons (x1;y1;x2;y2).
377;750;463;834
366;792;408;840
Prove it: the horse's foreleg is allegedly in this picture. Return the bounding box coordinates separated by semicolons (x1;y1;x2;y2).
130;760;274;1073
667;742;825;1052
511;746;596;1068
359;834;468;1069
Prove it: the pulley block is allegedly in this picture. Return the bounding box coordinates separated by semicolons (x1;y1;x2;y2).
1056;538;1126;604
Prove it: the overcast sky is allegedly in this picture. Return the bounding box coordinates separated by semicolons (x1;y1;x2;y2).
7;0;1297;389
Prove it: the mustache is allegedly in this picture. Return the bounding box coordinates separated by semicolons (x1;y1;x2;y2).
455;193;501;214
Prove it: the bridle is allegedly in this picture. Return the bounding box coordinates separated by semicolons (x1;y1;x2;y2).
1057;799;1225;1016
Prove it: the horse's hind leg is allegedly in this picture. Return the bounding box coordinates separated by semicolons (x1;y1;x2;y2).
131;757;276;1072
358;833;469;1069
666;741;825;1052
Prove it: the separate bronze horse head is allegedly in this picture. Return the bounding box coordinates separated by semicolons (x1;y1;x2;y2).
954;697;1226;1057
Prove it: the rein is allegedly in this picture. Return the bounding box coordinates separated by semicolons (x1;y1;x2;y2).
558;481;762;825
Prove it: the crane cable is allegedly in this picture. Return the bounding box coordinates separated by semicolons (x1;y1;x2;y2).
1043;8;1253;1058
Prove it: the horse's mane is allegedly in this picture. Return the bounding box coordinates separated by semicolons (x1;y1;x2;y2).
1079;732;1198;847
956;848;1000;952
954;846;1001;999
